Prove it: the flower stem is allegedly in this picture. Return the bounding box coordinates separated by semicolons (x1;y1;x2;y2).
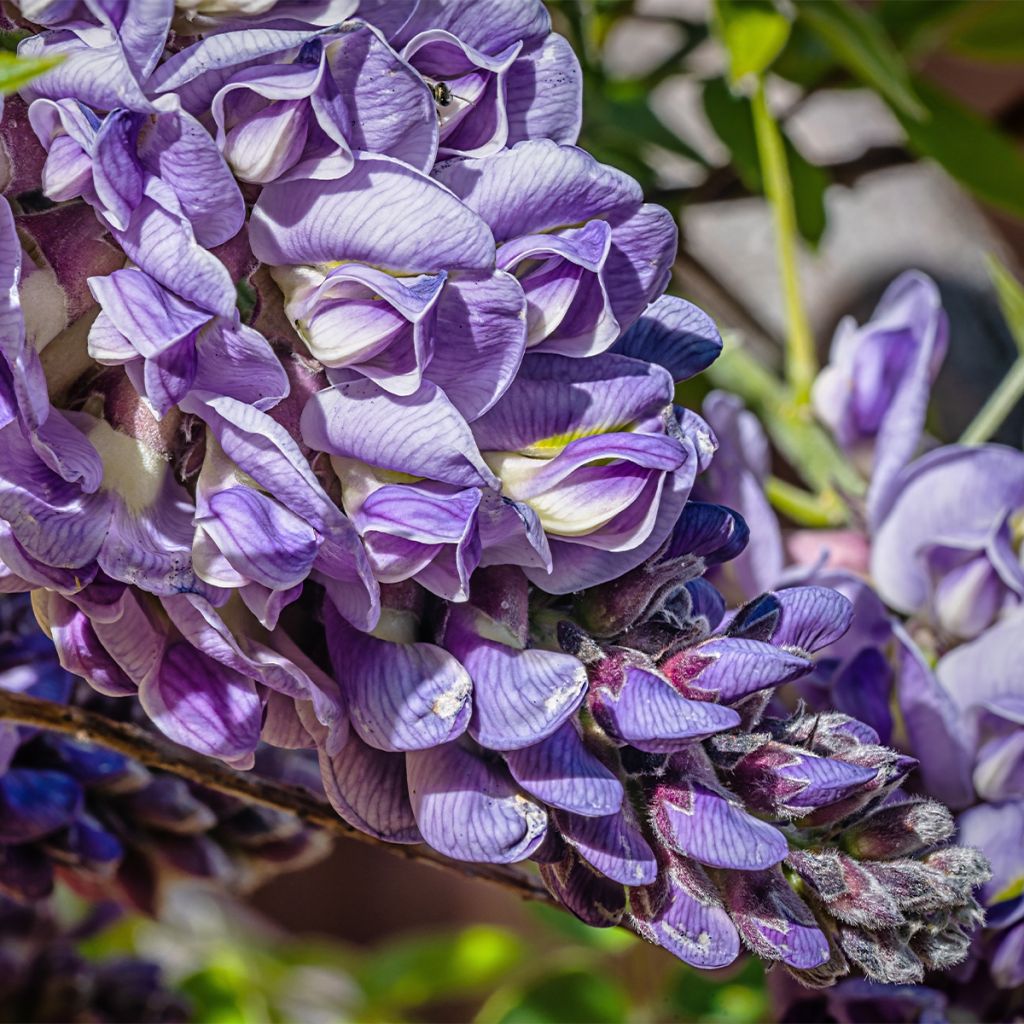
0;689;553;906
959;354;1024;445
765;475;847;527
750;83;817;405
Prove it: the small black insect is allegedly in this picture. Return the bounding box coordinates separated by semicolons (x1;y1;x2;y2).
430;81;454;107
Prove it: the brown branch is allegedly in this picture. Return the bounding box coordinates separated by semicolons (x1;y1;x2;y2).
0;689;553;906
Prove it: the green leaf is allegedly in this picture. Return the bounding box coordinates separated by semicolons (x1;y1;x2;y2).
702;77;762;193
896;78;1024;220
702;78;828;247
948;0;1024;62
486;969;629;1024
987;255;1024;355
877;0;969;52
798;0;925;119
712;0;791;86
358;926;524;1013
0;51;64;95
785;134;829;248
773;18;838;89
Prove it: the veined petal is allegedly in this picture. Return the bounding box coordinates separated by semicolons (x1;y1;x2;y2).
326;605;471;752
504;721;623;816
406;741;548;863
249;154;494;272
139;641;261;760
318;734;421;843
302;379;498;489
555;805;657;885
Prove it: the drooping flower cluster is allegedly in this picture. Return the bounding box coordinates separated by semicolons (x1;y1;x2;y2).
0;0;990;985
698;273;1024;1010
1;593;328;913
0;895;190;1023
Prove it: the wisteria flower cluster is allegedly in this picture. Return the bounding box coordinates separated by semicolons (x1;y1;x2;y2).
0;0;991;987
699;273;1024;1013
0;592;327;914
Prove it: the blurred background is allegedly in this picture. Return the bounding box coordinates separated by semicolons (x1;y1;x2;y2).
74;1;1024;1020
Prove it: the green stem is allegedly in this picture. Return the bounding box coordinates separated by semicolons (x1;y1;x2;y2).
765;476;847;528
750;83;817;404
959;354;1024;444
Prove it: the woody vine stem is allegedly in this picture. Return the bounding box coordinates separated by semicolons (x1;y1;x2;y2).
0;688;554;906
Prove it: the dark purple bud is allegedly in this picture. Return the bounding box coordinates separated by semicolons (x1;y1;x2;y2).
660;637;812;703
0;769;81;843
663;502;749;565
910;925;972;971
0;96;47;197
629;856;741;969
574;554;702;638
837;926;924;985
722;867;832;969
589;658;740;752
726;593;780;643
787;849;905;929
0;843;54;902
726;741;877;818
843;800;955;860
118;776;218;834
865;861;961;915
800;746;917;827
540;850;626;927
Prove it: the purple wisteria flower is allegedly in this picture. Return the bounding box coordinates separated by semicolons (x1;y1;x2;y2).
871;444;1024;641
0;0;990;987
812;271;948;519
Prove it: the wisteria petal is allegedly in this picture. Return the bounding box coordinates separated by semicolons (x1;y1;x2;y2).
444;606;586;750
653;780;788;870
250;154;494;271
326;606;471;752
661;637;812;702
407;741;548;863
611;294;723;383
592;664;741;752
138;106;244;247
505;34;582;146
319;734;421;843
424;270;527;421
302;379;498;489
504;721;623;816
138;641;261;761
556;805;657;885
434;140;641;243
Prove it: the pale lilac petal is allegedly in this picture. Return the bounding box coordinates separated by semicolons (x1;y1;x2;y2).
603;204;677;332
114;187;237;319
193;323;290;410
139;642;261;760
434;140;640;243
505;34;582;146
302;379;498;489
392;0;550;52
504;721;623;816
406;741;548;863
424;270;526;421
319;735;421;843
326;606;471;752
326;24;438;172
471;351;673;452
138;106;245;247
249;154;494;272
